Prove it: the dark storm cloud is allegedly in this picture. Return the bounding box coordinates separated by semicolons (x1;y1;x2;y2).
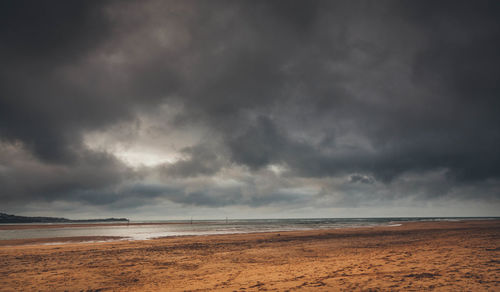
0;0;116;162
208;1;500;186
0;1;110;62
0;144;135;204
163;185;307;208
0;0;179;163
228;116;288;170
1;0;499;210
349;174;375;185
407;1;500;182
161;144;225;178
0;0;148;209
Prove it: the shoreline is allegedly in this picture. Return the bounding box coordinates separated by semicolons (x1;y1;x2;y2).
0;219;498;247
0;221;199;230
0;220;498;291
1;216;497;230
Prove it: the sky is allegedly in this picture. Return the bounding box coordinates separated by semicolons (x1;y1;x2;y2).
1;0;499;219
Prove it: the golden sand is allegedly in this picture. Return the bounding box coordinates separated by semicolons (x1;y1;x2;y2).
0;220;498;291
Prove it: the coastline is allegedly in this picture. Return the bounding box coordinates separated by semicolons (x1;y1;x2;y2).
0;216;495;231
0;221;197;230
0;220;498;291
0;219;496;246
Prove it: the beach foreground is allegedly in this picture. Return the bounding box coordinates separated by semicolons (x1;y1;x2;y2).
0;220;498;291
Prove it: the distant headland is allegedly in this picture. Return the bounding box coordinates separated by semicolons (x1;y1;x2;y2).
0;212;128;224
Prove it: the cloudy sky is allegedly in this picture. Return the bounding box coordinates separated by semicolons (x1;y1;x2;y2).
1;1;499;219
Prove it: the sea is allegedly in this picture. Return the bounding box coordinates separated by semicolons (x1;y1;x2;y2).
0;217;497;243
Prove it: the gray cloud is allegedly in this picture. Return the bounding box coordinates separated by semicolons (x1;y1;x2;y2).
0;143;135;204
0;1;116;162
161;144;225;178
0;0;499;216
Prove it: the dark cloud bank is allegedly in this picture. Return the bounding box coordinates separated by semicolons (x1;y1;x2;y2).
1;1;499;217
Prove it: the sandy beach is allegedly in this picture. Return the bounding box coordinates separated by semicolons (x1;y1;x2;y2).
0;220;498;291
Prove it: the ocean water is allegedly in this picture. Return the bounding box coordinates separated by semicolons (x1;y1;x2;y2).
0;217;496;243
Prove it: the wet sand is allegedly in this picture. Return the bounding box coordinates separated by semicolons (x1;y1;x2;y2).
0;236;126;247
0;222;193;230
0;220;498;291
